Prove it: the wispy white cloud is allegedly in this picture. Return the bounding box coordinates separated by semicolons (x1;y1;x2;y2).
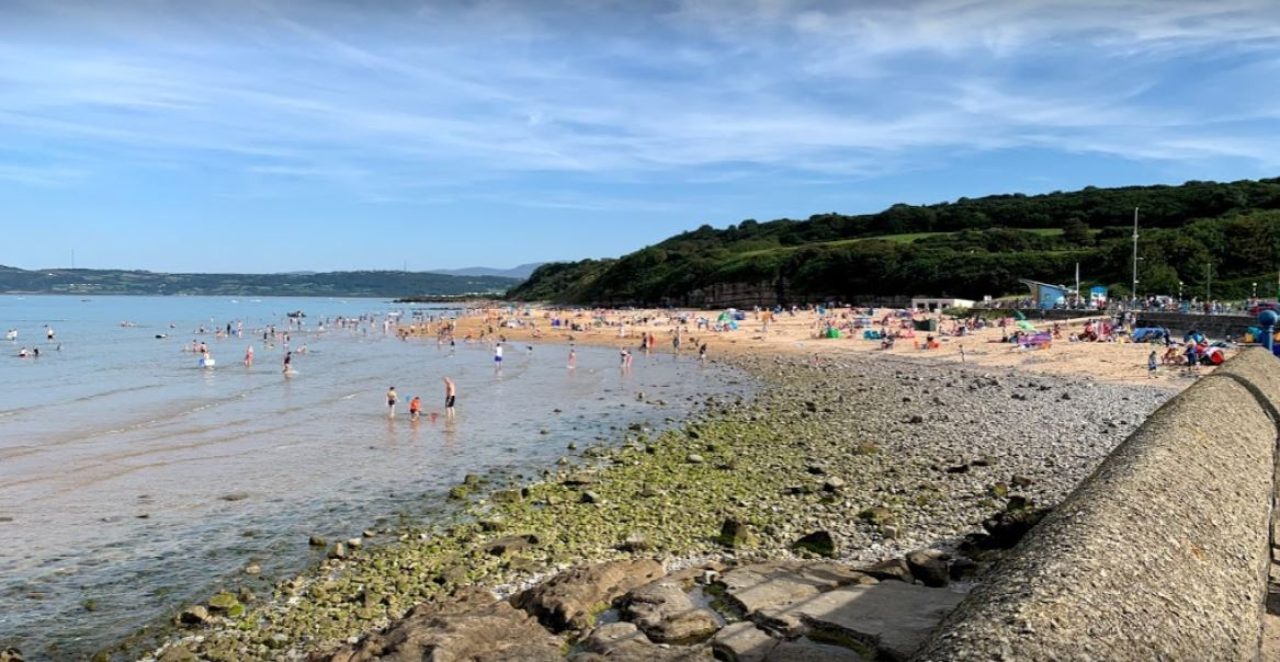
0;0;1277;204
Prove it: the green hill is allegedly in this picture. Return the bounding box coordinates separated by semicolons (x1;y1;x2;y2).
509;178;1280;306
0;267;518;298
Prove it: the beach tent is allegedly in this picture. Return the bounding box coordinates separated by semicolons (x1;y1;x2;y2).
1131;327;1169;343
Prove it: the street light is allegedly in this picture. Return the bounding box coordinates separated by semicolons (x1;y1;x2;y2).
1178;280;1183;301
1253;282;1258;300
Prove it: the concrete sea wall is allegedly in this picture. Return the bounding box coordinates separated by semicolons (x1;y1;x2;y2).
918;347;1280;660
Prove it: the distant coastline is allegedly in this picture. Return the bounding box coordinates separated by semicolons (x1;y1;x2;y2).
0;265;519;298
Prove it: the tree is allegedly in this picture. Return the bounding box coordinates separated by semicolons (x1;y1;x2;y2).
1062;218;1092;246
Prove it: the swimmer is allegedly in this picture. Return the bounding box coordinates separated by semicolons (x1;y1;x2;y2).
444;377;456;418
386;386;398;418
245;345;254;366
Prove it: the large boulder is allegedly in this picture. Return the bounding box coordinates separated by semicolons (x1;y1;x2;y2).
623;580;721;644
569;622;709;661
327;590;561;662
719;561;874;615
513;559;666;632
755;581;964;661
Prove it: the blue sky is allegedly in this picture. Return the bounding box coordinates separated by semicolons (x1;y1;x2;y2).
2;0;1279;273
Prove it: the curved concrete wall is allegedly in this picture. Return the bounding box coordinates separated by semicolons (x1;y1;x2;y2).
918;348;1280;661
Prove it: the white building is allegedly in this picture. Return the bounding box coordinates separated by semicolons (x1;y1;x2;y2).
911;297;975;312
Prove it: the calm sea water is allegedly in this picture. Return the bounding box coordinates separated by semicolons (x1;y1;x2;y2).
0;295;744;660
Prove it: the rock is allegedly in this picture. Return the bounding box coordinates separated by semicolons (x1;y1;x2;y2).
906;549;950;588
719;561;874;615
858;507;894;526
219;492;250;502
908;415;925;424
329;596;561;661
618;532;650;553
308;535;326;547
806;464;827;476
208;592;240;612
485;534;539;556
562;474;595;488
823;477;846;492
347;537;363;549
512;559;665;632
860;558;912;583
792;531;837;558
717;519;756;549
853;442;879;455
981;506;1050;548
989;483;1010;498
969;457;993;467
945;464;971;475
754;581;964;661
156;645;197;662
573;622;705;661
769;639;869;661
687;454;705;464
447;485;470;501
1011;475;1035;488
329;542;347;560
581;491;602;504
623;580;721;644
244;563;262;576
491;489;523;504
178;605;211;626
949;558;979;581
711;622;779;662
463;474;482;487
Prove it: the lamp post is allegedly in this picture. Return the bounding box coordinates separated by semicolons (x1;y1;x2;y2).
1253;282;1258;302
1178;280;1183;302
1131;207;1140;303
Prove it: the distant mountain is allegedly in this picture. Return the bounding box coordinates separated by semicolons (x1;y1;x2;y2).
430;263;544;279
0;266;519;298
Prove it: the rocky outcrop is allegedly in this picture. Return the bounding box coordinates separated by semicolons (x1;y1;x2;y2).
569;622;708;661
328;588;562;662
622;580;721;644
513;560;666;632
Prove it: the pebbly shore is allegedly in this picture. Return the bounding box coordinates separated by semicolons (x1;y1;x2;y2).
134;351;1174;662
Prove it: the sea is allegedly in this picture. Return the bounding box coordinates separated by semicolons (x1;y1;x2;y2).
0;295;745;660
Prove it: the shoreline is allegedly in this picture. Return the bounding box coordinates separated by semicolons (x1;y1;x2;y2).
141;335;1176;661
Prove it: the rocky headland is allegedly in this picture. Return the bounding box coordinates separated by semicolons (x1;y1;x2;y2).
136;352;1173;661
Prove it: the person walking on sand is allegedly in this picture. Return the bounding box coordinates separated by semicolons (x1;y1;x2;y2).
386;386;398;418
1147;349;1158;378
409;395;422;421
444;377;456;418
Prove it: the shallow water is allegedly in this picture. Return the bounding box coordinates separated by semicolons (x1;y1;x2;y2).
0;296;744;660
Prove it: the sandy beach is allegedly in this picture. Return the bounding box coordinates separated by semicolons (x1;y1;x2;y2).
439;304;1227;386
